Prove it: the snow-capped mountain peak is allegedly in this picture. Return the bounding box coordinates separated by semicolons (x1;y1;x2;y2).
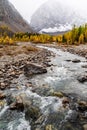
30;0;87;34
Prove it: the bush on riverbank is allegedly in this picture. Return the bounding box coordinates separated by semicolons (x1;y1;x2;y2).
63;24;87;45
0;36;14;44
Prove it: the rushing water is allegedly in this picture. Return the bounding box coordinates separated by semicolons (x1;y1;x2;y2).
0;45;87;130
33;45;87;97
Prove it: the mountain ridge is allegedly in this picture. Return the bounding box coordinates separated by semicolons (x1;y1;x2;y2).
0;0;33;33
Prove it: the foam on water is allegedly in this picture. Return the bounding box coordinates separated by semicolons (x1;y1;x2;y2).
0;105;9;117
8;117;31;130
26;89;63;114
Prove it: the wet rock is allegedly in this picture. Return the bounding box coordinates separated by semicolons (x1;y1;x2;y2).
25;106;41;121
0;92;6;99
0;100;5;106
61;122;82;130
45;112;65;128
35;115;45;125
32;87;50;96
85;55;87;59
65;59;71;62
77;74;87;83
65;110;79;122
10;96;24;111
24;63;47;76
45;125;57;130
78;101;87;112
83;124;87;130
62;97;69;104
6;94;15;105
25;82;33;87
44;62;51;67
9;102;17;110
72;59;81;63
82;65;87;68
51;91;64;98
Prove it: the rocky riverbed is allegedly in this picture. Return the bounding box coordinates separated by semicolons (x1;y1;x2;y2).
0;43;87;130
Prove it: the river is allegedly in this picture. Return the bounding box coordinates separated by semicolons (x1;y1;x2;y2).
0;45;87;130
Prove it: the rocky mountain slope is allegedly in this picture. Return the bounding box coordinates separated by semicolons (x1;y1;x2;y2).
0;0;33;33
30;0;87;33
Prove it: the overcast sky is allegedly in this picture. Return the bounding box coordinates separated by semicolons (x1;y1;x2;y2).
9;0;48;23
9;0;87;23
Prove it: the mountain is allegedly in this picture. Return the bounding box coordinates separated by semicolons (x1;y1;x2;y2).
30;0;87;33
0;0;33;33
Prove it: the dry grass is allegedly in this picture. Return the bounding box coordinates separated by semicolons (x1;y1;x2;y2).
0;43;39;57
22;45;38;52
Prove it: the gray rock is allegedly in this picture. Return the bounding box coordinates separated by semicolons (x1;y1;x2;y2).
77;75;87;83
10;96;24;111
25;106;41;121
78;101;87;112
72;59;81;63
82;65;87;68
24;63;47;76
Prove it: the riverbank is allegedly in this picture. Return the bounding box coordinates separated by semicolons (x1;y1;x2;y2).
0;42;53;90
40;43;87;58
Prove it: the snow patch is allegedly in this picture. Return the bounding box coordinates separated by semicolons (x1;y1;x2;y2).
39;24;72;33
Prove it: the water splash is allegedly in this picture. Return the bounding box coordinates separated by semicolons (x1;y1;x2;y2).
26;89;63;114
0;105;9;117
8;117;31;130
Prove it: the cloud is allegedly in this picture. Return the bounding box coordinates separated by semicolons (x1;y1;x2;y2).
9;0;87;23
9;0;48;22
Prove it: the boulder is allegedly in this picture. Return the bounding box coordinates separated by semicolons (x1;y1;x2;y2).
77;75;87;83
10;96;24;111
25;106;41;121
78;101;87;112
72;59;81;63
24;63;47;76
82;65;87;68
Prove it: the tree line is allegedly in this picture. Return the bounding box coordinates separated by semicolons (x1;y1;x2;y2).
0;24;87;45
